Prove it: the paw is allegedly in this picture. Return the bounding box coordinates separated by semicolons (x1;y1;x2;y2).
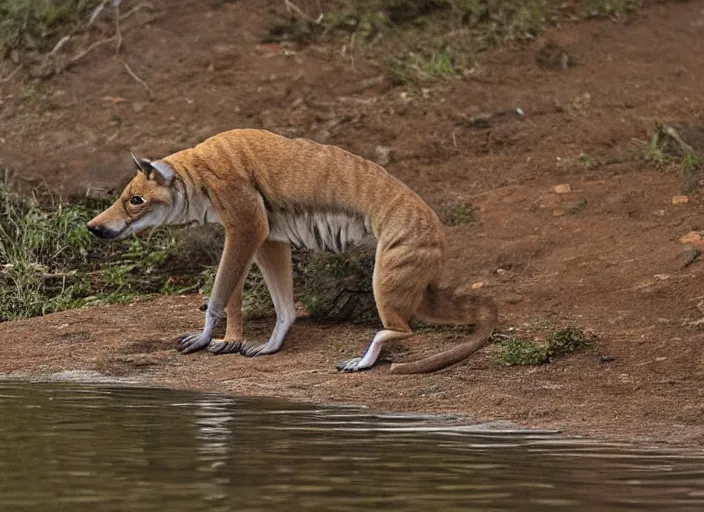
206;340;244;355
239;342;277;358
175;332;211;354
336;357;368;372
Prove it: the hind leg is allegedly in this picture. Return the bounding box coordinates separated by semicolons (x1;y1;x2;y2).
240;240;296;357
336;328;412;372
337;248;432;372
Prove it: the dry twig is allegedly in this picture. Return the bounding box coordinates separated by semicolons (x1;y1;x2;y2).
119;56;151;94
284;0;313;21
0;65;23;83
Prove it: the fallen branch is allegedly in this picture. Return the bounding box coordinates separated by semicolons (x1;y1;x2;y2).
284;0;314;22
120;2;155;22
112;1;151;96
0;64;22;83
47;35;72;57
30;0;151;95
114;1;124;53
66;36;117;72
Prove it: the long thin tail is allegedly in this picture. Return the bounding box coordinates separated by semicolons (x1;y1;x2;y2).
389;285;498;375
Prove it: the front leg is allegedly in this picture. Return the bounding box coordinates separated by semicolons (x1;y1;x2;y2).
177;195;269;355
207;264;251;355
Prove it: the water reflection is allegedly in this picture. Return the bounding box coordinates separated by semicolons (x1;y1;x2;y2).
0;381;702;511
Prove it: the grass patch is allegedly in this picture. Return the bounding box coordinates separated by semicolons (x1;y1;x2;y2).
0;0;99;56
496;337;550;365
643;124;704;193
556;152;600;171
443;202;478;226
266;0;650;86
582;0;642;19
0;185;218;322
495;326;593;365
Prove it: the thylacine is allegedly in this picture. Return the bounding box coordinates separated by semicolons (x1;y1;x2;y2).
87;129;498;374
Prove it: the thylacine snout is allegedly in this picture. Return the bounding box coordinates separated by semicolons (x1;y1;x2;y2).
87;129;498;374
86;222;119;239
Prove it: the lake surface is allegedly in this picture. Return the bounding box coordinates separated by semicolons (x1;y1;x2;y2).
0;381;702;511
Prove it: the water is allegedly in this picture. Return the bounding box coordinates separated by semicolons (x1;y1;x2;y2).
0;382;702;511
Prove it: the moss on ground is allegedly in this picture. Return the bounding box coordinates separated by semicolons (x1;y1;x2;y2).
495;326;594;365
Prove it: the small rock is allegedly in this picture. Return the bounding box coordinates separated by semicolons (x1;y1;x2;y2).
471;282;484;289
132;102;145;113
600;355;616;363
565;198;588;214
680;231;703;245
552;208;565;217
672;195;689;205
688;318;704;328
676;245;700;268
553;183;571;194
374;145;394;167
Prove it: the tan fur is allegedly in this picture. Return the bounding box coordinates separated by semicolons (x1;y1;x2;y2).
87;129;498;374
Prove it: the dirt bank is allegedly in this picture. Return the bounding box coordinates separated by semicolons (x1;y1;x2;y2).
1;0;703;445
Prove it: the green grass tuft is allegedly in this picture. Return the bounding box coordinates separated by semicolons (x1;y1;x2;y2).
581;0;642;19
0;185;217;322
496;325;593;365
444;203;478;226
546;326;592;357
495;337;549;365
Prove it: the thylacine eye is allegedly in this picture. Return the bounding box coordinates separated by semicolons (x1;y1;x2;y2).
129;195;145;206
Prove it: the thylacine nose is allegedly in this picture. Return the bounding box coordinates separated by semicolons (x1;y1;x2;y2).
87;223;112;238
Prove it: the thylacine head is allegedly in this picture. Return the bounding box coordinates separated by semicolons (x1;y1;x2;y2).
87;152;180;240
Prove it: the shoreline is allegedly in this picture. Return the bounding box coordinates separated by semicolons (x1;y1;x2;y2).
1;296;702;449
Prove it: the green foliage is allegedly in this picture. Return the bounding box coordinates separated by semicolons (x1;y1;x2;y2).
444;203;478;226
300;250;378;323
495;337;549;365
0;0;99;54
546;326;592;357
387;47;466;84
496;326;592;365
644;124;704;193
645;128;674;169
582;0;642;19
0;186;217;322
242;266;274;320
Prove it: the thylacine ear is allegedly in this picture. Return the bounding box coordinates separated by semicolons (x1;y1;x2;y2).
130;151;174;186
131;151;152;174
150;161;174;186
